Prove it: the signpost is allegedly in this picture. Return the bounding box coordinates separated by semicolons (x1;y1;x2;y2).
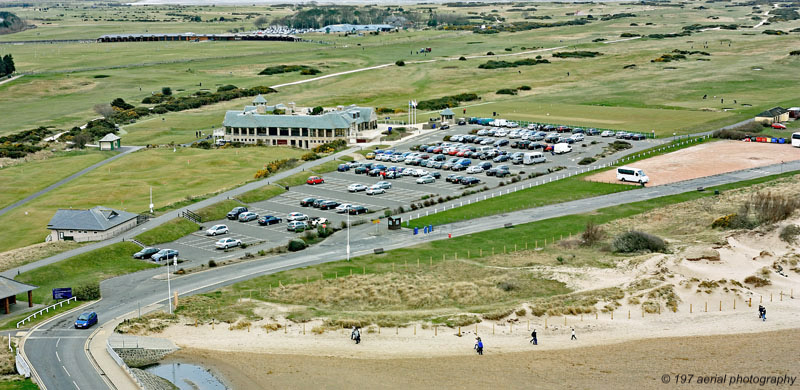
52;288;72;300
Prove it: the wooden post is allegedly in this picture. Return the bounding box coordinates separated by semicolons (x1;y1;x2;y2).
503;245;506;253
417;258;420;268
514;244;517;252
611;311;614;320
212;319;214;330
690;304;692;313
363;266;365;275
285;323;287;333
705;302;707;312
475;324;478;335
248;325;250;333
749;297;752;307
350;269;353;276
306;276;309;284
479;249;482;256
641;310;644;318
396;327;398;335
760;295;763;304
770;293;772;302
535;240;538;249
581;314;583;321
733;299;736;310
492;323;495;335
527;320;530;331
564;316;566;326
435;326;437;336
628;310;630;319
458;326;461;336
544;318;547;328
303;323;305;335
719;301;721;311
595;312;598;320
780;291;783;301
195;319;198;327
378;326;381;334
414;325;416;335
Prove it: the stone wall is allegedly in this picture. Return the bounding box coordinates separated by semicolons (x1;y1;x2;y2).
129;368;178;390
114;348;177;368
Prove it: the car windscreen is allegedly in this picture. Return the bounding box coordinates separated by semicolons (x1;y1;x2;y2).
78;314;89;320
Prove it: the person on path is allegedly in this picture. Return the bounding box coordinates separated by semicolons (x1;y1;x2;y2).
762;307;766;322
476;337;484;355
530;329;538;345
570;328;577;341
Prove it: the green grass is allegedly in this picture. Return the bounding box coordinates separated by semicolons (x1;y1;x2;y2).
238;185;286;204
0;150;114;209
134;218;199;246
411;177;633;227
15;242;158;305
0;378;38;390
195;199;243;222
275;171;314;188
0;146;304;253
310;158;348;174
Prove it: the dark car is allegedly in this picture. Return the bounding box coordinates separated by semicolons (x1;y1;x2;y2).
460;177;481;185
312;199;326;208
74;311;98;329
226;207;248;220
494;139;509;147
337;164;350;172
368;169;383;177
630;133;646;140
493;155;510;163
527;143;545;150
478;162;492;170
349;206;368;215
495;169;510;178
485;168;498;177
258;215;282;225
586;128;600;136
319;200;340;210
458;119;466;125
133;247;160;259
151;249;179;262
429;172;441;179
300;197;316;207
354;166;369;174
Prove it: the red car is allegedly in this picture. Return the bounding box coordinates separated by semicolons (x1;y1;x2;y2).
306;176;324;185
771;123;787;129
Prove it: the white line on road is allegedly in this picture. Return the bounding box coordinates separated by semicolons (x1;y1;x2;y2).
63;365;71;377
73;380;81;390
56;351;60;362
56;337;60;347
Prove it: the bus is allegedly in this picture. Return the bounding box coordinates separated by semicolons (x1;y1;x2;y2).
792;132;800;148
616;166;649;184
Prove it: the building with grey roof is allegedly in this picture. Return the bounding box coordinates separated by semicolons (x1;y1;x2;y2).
222;95;377;149
754;107;789;124
0;276;36;314
47;206;140;243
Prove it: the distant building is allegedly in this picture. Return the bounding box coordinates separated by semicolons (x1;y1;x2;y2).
440;108;455;123
97;32;299;43
222;95;377;149
318;24;397;34
47;206;139;242
754;107;789;124
0;276;36;314
98;133;121;151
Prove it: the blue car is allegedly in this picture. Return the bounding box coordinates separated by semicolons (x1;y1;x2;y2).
75;311;98;329
337;164;350;172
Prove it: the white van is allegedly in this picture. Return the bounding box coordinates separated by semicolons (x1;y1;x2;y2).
616;166;649;184
477;145;495;153
523;152;547;165
553;143;572;154
792;132;800;148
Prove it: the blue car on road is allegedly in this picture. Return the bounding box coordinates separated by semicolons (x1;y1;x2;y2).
75;311;98;329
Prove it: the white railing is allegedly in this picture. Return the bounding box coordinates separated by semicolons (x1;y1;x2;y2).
407;135;711;224
16;296;78;328
15;348;30;378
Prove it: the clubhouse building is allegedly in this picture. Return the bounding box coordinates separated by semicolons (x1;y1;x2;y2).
221;95;378;149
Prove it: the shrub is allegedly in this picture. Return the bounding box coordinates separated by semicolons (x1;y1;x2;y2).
161;87;172;96
208;260;217;268
486;51;495;55
743;275;770;287
459;56;467;61
303;230;318;242
612;231;667;253
395;60;405;66
711;214;737;229
552;51;602;58
310;106;324;115
581;221;604;246
74;283;101;301
518;85;532;91
288;238;307;252
779;224;800;243
496;88;517;95
578;157;596;165
791;50;800;56
301;152;321;161
259;64;321;75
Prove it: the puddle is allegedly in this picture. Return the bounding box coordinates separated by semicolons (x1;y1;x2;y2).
144;363;227;390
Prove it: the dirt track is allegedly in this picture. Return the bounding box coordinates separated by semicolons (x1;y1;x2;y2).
586;140;800;186
169;329;799;390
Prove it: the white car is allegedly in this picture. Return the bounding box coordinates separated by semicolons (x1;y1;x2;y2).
215;238;241;249
336;204;354;213
310;217;328;227
466;166;483;174
601;130;615;137
348;183;367;192
416;175;435;184
366;185;386;195
287;212;308;221
205;224;228;236
374;181;392;189
571;133;585;142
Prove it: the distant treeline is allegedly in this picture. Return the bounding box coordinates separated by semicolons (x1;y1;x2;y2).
552;51;602;59
416;93;478;111
258;65;321;76
478;58;550;69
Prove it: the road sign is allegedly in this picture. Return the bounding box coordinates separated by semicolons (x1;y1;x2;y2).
52;288;72;300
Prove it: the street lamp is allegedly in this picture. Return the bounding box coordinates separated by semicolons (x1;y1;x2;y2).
346;212;351;261
166;256;176;314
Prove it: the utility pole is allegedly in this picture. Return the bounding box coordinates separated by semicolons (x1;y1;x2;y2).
346;212;351;261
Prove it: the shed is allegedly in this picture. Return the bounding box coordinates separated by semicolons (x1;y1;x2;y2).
0;276;37;314
98;133;121;151
47;206;139;242
754;107;789;124
440;108;455;123
788;107;800;119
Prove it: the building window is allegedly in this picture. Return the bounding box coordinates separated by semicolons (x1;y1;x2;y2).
335;129;345;137
291;128;300;137
269;127;278;136
257;127;266;136
280;128;289;136
301;128;309;137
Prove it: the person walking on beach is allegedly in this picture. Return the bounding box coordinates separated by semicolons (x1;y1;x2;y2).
570;328;577;341
762;307;766;322
530;329;538;345
351;326;361;344
475;337;484;355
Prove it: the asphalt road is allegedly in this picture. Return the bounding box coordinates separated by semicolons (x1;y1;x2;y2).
24;158;800;389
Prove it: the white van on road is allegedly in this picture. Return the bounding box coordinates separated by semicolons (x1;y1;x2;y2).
616;166;649;184
523;152;547;165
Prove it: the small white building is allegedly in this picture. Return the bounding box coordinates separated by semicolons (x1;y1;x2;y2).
47;206;139;242
98;133;121;151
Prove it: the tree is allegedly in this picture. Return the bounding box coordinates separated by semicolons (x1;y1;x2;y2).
311;106;324;115
253;15;270;29
72;133;91;149
1;54;14;76
395;60;405;66
110;98;134;110
161;87;172;96
93;103;115;119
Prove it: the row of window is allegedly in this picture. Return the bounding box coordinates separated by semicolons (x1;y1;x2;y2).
227;127;347;138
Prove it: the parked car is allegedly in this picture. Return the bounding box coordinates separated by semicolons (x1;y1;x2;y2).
335;204;354;213
374;181;392;189
601;130;615;137
466;166;483;174
310;217;329;227
287;212;309;221
354;166;369;174
348;183;368;192
258;215;282;225
238;211;258;222
493;155;510;163
571;133;585;142
349;206;369;215
460;177;481;185
74;311;98;329
215;238;241;249
205;224;228;236
772;123;787;129
366;185;386;195
226;207;248;220
416;175;436;184
316;200;337;210
337;164;350;172
365;152;375;159
300;197;316;207
133;247;160;259
287;221;307;232
630;133;646;141
151;249;179;262
306;176;324;185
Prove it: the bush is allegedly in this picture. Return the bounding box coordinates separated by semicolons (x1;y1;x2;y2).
711;214;737;229
259;64;321;75
208;260;217;267
779;224;800;243
161;87;172;96
486;51;495;55
395;60;405;66
791;50;800;56
552;51;602;58
581;221;604;246
459;56;467;61
288;239;307;252
74;283;101;301
496;88;517;95
578;157;596;165
301;152;321;161
612;231;667;253
518;85;531;91
743;275;770;287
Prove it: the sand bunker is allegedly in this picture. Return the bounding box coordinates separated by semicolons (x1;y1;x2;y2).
586;140;800;186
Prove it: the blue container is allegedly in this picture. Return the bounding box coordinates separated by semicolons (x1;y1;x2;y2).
429;225;433;232
414;227;419;235
779;138;786;144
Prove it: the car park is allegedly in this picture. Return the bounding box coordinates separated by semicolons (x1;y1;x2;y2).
306;176;325;185
287;212;309;221
366;185;386;195
238;211;258;222
319;200;340;210
300;197;316;207
258;215;282;225
151;249;179;262
205;224;228;236
75;312;98;329
133;247;160;259
348;183;368;192
215;238;241;249
349;206;368;215
416;175;436;184
226;207;248;220
287;221;307;232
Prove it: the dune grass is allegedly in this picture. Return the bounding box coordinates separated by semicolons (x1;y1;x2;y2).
238;185;287;204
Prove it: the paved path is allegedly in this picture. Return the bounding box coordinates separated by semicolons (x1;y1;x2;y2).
0;74;22;86
0;146;144;217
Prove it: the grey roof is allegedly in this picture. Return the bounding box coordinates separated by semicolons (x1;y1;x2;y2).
224;109;369;130
47;206;138;231
0;276;36;298
98;133;120;142
440;108;455;116
318;24;395;33
756;107;787;117
252;94;267;104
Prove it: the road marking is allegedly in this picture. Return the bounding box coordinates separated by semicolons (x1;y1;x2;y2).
56;351;60;362
56;337;60;347
73;380;81;390
27;336;88;339
63;365;71;377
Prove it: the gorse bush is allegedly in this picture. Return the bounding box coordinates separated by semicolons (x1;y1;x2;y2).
612;231;666;253
74;283;101;301
288;238;307;252
259;64;321;75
